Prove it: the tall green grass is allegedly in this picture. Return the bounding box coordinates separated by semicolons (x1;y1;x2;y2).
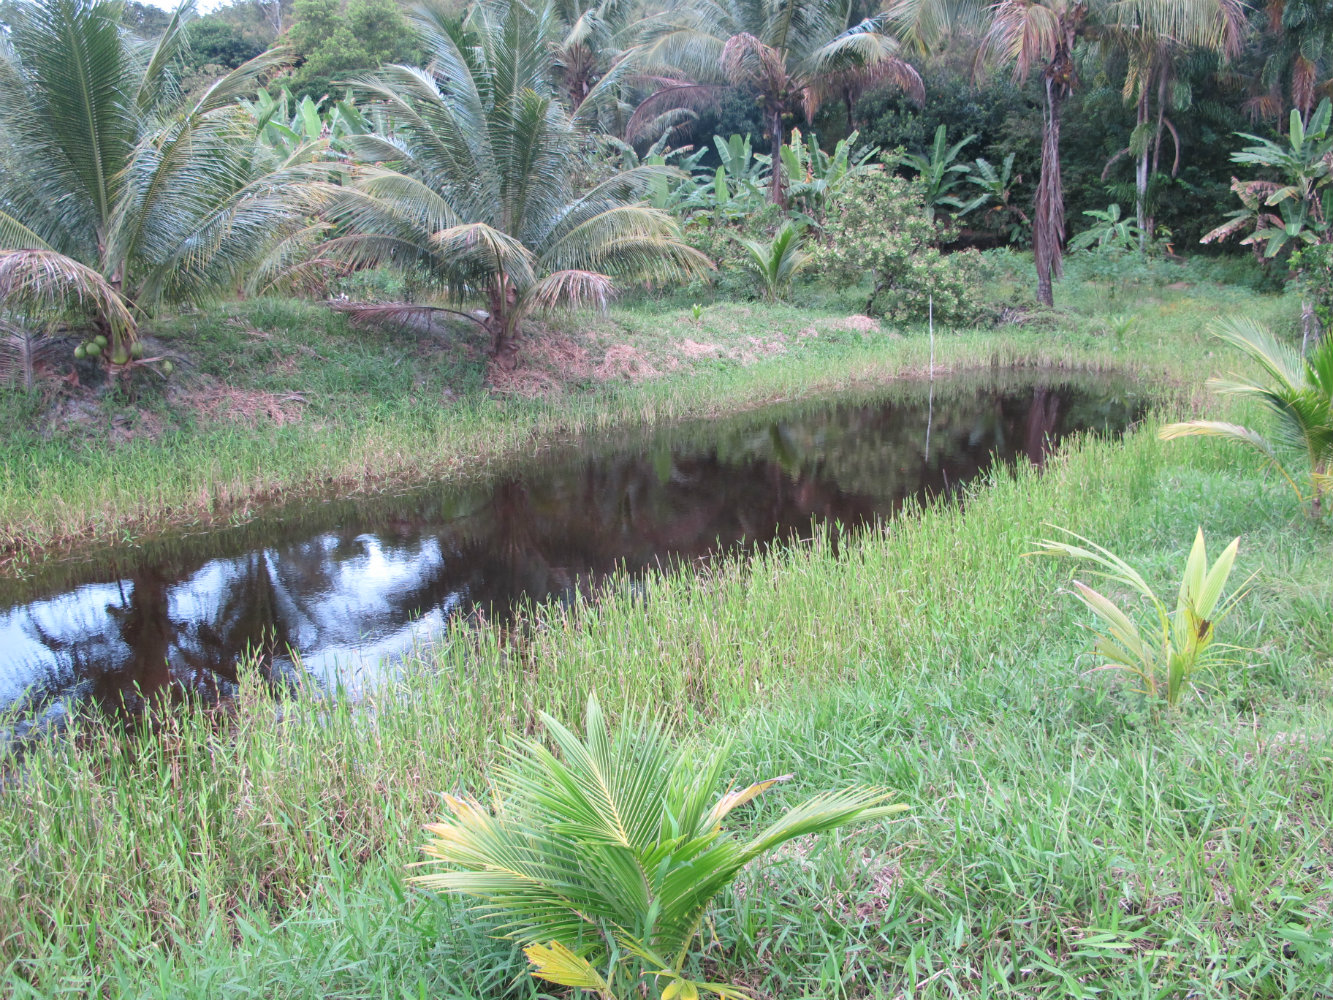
3;402;1330;998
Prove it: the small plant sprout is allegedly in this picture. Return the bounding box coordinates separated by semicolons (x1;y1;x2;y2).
690;302;704;325
1032;527;1248;708
412;696;904;1000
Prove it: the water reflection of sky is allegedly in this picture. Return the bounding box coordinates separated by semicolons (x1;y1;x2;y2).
0;376;1147;728
0;533;470;716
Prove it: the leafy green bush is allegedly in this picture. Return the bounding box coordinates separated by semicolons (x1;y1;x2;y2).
1292;243;1333;337
414;696;903;1000
811;170;987;325
679;202;786;299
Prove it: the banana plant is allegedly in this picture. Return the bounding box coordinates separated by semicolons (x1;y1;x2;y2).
1033;527;1246;709
243;86;370;158
1068;203;1147;252
959;153;1030;243
780;128;879;225
600;124;711;214
1202;99;1332;259
414;696;904;1000
899;124;978;221
710;133;771;215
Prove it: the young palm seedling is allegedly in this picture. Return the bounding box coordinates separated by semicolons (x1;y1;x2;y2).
1159;317;1333;516
1032;527;1246;709
735;223;809;303
412;696;905;1000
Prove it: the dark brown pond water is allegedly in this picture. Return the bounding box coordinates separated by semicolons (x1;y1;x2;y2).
0;372;1146;732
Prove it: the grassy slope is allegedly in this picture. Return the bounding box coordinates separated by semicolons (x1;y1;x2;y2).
2;262;1331;998
0;258;1289;569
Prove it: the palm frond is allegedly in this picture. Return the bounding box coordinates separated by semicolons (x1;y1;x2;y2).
135;0;194;113
413;694;903;987
518;268;616;315
432;222;538;287
0;321;69;389
1209;315;1307;390
0;249;135;337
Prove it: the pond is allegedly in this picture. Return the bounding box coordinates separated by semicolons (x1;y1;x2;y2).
0;371;1147;731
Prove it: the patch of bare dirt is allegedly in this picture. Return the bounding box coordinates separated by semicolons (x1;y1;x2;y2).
487;365;562;397
526;334;593;375
833;314;881;334
109;408;166;444
192;386;309;426
488;333;663;393
677;338;724;358
595;344;658;382
736;335;787;363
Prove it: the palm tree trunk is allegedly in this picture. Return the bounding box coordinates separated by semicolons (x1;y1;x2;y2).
1135;86;1150;252
1145;69;1170;246
487;280;510;357
1034;76;1065;308
768;110;786;208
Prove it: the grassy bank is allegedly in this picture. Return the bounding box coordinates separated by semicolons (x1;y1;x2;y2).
3;407;1331;999
3;264;1332;997
0;259;1293;569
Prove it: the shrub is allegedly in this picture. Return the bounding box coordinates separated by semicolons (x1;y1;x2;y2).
735;222;809;302
811;170;987;325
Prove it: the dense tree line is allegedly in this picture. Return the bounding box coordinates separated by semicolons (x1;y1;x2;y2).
0;0;1329;363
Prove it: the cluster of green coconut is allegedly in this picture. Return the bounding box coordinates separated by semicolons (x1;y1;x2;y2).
73;335;173;373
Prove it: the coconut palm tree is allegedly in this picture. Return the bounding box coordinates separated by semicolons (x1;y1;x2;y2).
0;0;329;359
977;0;1244;306
551;0;635;115
1250;0;1333;124
887;0;1244;305
1160;317;1333;516
1101;0;1245;248
626;0;924;206
318;0;709;359
415;695;904;1000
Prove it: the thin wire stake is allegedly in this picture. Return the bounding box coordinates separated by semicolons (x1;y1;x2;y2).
928;294;935;380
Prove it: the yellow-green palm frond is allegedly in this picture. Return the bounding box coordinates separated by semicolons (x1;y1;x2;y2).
1209;315;1308;390
412;694;903;985
432;222;538;287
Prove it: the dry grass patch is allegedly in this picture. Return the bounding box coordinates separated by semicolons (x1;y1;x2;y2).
192;385;310;426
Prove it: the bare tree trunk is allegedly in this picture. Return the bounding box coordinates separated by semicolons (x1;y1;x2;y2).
1135;86;1150;251
1145;68;1170;246
768;110;786;208
1034;76;1065;308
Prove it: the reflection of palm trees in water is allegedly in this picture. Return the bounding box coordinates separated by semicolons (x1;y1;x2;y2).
0;379;1140;724
1023;388;1063;466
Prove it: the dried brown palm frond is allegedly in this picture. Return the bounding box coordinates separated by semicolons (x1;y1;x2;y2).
0;250;136;339
521;269;615;314
330;301;491;336
0;319;69;389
